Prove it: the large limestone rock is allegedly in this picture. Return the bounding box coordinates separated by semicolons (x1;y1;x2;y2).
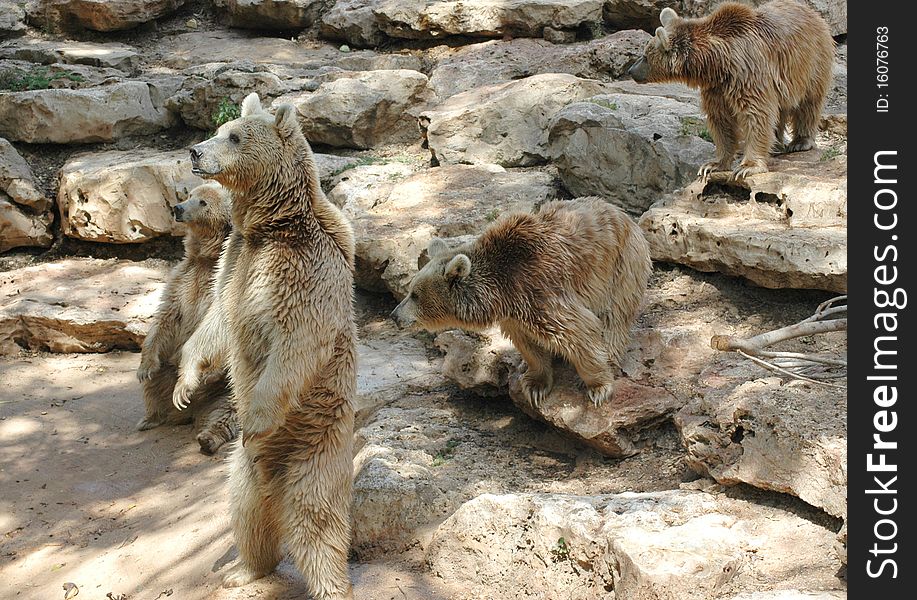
276;70;434;149
25;0;187;32
215;0;326;29
0;1;27;38
351;406;464;556
328;163;557;296
426;490;842;600
0;82;174;144
321;0;605;48
436;329;680;457
157;30;422;71
676;360;847;519
0;258;169;354
638;151;847;293
1;138;53;252
0;39;140;73
427;30;650;98
602;1;846;37
57;149;357;243
422;74;607;167
166;63;318;130
548;93;714;214
58;150;202;243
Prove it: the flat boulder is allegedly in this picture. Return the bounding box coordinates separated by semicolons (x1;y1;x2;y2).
25;0;187;32
676;359;847;519
422;73;607;167
427;30;650;98
436;328;680;457
0;39;140;73
327;163;556;296
0;81;174;144
548;93;714;214
426;490;841;599
0;258;169;354
321;0;604;48
638;149;847;293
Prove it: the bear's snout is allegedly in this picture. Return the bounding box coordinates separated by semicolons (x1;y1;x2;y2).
628;56;649;83
189;146;202;164
173;203;185;221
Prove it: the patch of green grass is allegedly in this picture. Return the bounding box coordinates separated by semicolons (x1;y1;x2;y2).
550;537;571;562
680;116;712;143
587;98;618;111
431;438;461;467
0;67;84;92
820;146;843;162
485;208;501;222
211;97;241;128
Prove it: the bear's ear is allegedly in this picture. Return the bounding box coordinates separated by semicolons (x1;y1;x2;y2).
241;93;263;118
655;26;670;47
445;254;471;282
660;7;678;28
273;104;300;139
427;237;449;257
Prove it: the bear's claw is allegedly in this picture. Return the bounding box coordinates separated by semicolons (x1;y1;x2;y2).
587;382;615;407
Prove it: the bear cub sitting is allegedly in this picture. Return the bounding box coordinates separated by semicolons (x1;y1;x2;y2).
392;198;651;407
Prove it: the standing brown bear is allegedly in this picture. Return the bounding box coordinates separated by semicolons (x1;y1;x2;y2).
628;0;834;179
172;93;356;599
136;182;238;455
392;198;651;407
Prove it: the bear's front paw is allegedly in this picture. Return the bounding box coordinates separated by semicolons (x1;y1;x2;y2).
732;159;768;180
698;161;728;180
221;560;269;588
521;371;553;408
586;382;615;407
136;354;161;382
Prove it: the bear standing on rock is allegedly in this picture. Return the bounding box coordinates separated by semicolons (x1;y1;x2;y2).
392;198;651;407
172;93;357;599
628;0;834;179
136;182;238;454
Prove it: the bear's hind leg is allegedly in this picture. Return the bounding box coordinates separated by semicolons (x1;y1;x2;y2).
222;445;282;588
137;363;185;430
284;433;354;600
196;395;238;455
502;321;554;407
787;92;822;153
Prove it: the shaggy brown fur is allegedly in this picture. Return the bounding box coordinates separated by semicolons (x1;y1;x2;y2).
392;198;651;407
173;93;356;599
628;0;834;178
136;182;238;455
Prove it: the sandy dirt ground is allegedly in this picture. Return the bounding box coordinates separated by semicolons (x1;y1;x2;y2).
0;351;459;600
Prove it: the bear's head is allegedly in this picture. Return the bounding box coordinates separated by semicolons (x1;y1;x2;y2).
188;93;304;192
628;7;683;83
173;182;231;228
391;238;481;332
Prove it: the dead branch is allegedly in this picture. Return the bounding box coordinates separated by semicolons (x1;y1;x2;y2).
710;295;847;387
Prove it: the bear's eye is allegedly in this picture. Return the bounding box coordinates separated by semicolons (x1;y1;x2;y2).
199;200;207;206
229;133;240;144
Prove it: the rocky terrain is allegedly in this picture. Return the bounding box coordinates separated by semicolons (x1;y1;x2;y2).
1;1;847;599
